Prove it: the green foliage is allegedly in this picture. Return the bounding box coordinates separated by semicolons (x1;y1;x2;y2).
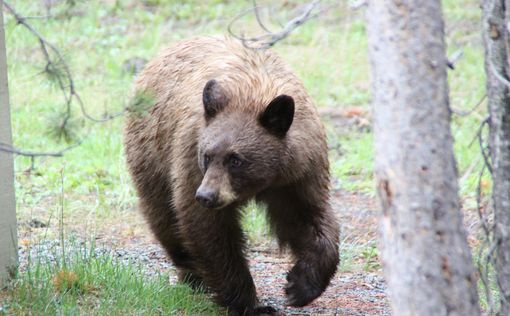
44;59;68;85
330;133;374;193
361;245;380;272
46;111;82;144
127;90;156;117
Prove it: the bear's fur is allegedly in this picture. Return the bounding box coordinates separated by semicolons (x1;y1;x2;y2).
124;37;339;315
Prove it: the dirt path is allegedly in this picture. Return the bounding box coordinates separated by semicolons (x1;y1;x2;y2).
18;189;390;315
251;249;388;315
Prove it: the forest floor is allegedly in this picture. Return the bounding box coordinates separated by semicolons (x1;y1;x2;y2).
16;188;483;315
13;108;485;315
17;190;389;316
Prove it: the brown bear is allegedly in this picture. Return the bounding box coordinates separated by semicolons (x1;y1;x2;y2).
124;36;339;315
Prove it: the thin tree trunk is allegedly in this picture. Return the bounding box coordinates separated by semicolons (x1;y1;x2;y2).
0;3;18;287
366;1;480;315
482;1;510;314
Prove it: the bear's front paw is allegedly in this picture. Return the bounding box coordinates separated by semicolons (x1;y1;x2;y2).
253;305;279;315
284;261;323;307
227;305;278;316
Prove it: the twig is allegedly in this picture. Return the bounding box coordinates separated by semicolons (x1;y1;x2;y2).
228;0;322;49
2;2;132;165
252;0;272;33
4;1;76;126
451;94;486;117
0;141;81;170
0;142;71;158
477;116;493;175
5;2;128;124
475;158;495;315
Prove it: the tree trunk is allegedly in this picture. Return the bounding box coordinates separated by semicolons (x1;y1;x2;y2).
0;3;18;287
365;1;480;315
482;1;510;314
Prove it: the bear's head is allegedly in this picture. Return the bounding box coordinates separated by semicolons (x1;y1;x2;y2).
195;79;294;209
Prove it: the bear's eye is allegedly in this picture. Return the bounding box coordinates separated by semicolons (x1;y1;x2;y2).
204;154;211;168
229;155;242;169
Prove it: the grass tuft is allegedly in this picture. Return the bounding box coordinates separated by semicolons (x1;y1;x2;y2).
3;240;220;315
52;269;81;292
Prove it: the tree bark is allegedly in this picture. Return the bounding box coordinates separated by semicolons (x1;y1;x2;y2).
366;1;480;315
482;1;510;314
0;3;18;287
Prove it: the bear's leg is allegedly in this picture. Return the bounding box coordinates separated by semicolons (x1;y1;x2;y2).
141;193;205;289
133;169;202;288
177;205;270;315
258;182;339;307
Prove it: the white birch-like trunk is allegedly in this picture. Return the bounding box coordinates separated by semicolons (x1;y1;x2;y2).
366;1;480;314
0;3;18;287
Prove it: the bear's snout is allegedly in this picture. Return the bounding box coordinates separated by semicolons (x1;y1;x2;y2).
195;186;219;208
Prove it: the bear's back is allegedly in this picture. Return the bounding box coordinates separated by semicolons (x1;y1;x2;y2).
125;37;327;187
136;37;311;116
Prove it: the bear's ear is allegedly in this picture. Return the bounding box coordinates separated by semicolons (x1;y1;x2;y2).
259;95;295;137
203;79;228;120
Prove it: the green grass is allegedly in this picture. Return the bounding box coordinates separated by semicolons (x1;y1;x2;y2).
330;133;374;193
6;0;488;199
241;201;270;245
1;240;220;315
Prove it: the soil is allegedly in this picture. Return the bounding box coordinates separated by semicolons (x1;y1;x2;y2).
18;189;390;316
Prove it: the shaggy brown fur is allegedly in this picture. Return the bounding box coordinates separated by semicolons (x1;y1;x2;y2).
124;37;339;315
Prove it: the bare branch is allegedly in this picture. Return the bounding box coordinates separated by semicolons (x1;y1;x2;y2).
3;1;130;125
1;1;133;164
478;116;493;175
0;141;82;170
451;94;486;117
252;0;272;33
0;142;80;158
4;1;76;125
228;0;321;49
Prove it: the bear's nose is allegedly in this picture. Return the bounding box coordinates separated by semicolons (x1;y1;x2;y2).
195;187;219;208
